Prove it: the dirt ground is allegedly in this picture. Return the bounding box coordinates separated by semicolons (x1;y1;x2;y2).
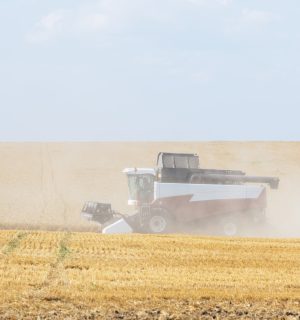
1;299;299;319
0;142;299;236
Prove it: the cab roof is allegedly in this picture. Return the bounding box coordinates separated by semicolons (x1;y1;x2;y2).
123;168;155;175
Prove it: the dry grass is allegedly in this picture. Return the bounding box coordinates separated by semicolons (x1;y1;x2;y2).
0;230;299;318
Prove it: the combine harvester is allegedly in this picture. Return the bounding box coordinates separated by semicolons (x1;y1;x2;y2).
81;152;279;235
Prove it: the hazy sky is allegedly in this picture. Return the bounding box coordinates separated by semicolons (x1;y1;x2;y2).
0;0;299;140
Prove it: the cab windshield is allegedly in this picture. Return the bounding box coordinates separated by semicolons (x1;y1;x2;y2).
128;174;154;204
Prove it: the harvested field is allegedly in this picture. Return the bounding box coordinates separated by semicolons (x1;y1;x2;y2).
0;230;299;319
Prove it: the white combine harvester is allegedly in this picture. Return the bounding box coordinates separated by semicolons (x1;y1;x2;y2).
81;152;279;235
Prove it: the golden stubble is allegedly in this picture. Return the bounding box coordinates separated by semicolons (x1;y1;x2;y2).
0;230;299;314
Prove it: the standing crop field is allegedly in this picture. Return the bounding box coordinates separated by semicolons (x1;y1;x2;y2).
0;230;299;319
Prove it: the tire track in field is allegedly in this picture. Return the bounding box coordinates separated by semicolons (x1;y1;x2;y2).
39;144;67;229
26;232;72;301
0;232;29;291
39;145;47;222
45;144;68;228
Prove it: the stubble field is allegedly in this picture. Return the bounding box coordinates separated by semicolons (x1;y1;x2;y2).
0;230;299;319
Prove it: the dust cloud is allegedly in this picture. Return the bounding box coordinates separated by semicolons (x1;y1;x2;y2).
0;142;299;237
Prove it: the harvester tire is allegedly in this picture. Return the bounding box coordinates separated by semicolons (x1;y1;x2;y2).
145;209;174;234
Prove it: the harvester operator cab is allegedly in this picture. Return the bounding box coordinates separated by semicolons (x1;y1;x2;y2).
123;169;155;205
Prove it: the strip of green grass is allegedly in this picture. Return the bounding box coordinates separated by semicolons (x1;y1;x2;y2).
3;232;28;255
58;233;71;262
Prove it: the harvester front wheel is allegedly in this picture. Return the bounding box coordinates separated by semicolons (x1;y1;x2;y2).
146;209;174;234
